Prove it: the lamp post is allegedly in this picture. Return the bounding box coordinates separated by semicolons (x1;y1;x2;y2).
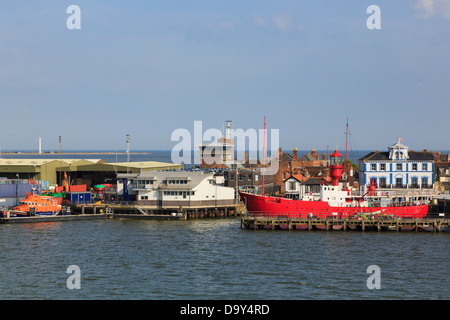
126;134;130;174
59;136;62;187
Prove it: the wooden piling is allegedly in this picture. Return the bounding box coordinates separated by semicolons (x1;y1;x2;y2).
239;217;450;233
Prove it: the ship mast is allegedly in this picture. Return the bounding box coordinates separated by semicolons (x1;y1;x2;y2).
262;116;266;196
344;117;348;190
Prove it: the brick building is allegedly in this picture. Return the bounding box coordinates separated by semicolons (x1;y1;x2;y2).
274;147;328;194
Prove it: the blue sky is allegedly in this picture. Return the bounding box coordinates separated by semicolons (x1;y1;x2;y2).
0;1;449;152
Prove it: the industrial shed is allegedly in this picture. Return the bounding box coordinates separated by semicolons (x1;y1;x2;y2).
0;159;184;189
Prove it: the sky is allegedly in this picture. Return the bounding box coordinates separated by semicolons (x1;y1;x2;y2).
0;0;449;153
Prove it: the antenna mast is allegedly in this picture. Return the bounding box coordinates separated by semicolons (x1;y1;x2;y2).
262;116;266;196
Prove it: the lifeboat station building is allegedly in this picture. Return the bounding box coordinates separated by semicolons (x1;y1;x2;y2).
116;171;236;207
358;140;435;191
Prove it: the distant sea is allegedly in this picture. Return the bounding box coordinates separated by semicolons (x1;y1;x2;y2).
0;150;382;165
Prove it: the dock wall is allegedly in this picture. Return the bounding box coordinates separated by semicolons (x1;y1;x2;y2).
71;202;247;219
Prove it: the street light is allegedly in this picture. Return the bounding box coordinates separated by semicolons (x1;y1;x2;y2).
59;136;62;187
126;134;130;173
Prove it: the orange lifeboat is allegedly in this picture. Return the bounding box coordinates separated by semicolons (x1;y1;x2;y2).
3;192;62;217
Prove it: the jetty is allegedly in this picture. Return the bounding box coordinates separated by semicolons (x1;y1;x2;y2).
71;202;246;219
0;203;246;224
240;216;450;232
0;213;110;224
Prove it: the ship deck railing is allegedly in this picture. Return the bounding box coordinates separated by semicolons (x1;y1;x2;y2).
353;188;439;198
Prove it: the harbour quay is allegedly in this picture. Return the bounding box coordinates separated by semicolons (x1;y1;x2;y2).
0;202;246;224
71;202;246;219
241;216;450;232
0;213;110;224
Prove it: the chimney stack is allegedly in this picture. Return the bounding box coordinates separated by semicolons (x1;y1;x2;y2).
278;147;283;160
293;148;298;161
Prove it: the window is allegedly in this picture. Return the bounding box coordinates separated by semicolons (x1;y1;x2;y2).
411;177;418;187
422;177;428;187
396;178;403;186
412;164;417;171
370;178;377;186
239;174;244;181
423;163;428;171
167;179;188;184
380;164;386;171
371;164;376;171
230;174;235;181
137;179;153;188
397;164;402;171
290;182;296;190
379;178;386;187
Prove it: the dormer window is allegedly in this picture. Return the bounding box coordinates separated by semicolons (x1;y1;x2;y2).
389;139;409;161
395;151;403;159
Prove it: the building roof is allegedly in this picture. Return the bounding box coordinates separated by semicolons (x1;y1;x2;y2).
61;161;184;172
359;151;390;161
0;159;104;166
300;154;317;161
108;161;183;169
283;175;304;184
388;140;408;149
121;171;214;190
281;153;294;161
409;151;435;161
359;151;434;161
301;177;327;185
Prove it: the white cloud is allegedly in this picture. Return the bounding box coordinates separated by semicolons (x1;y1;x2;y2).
411;0;450;19
253;14;303;31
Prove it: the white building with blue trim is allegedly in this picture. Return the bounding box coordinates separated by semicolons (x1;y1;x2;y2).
359;140;435;190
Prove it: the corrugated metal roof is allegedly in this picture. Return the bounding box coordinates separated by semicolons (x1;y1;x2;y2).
0;159;102;166
108;161;183;169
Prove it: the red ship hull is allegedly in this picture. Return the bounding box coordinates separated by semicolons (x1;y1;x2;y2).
239;192;429;219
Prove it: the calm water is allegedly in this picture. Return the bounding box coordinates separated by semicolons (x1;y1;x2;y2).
1;150;449;301
0;218;448;300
